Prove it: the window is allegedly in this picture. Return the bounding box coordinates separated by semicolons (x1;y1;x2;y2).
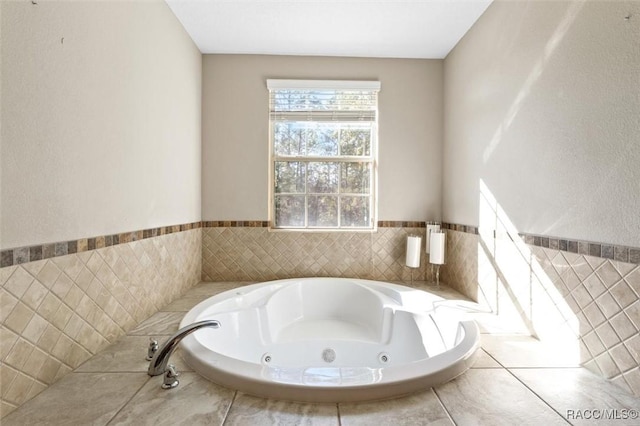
268;79;380;230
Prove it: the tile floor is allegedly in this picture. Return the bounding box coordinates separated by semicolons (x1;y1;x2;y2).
3;281;640;425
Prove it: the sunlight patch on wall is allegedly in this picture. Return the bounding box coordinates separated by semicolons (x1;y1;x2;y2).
478;179;580;362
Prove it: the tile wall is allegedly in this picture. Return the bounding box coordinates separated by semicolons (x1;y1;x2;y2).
202;223;433;283
4;217;638;418
0;227;201;418
441;226;640;396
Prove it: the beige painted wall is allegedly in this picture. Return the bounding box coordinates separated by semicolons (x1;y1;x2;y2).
0;0;202;249
443;0;640;247
202;54;443;222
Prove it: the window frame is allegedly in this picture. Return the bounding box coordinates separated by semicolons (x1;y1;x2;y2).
267;79;380;231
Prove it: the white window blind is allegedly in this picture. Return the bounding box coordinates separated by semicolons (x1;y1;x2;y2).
268;79;380;124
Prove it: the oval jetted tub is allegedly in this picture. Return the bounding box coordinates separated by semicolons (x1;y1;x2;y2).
179;278;479;402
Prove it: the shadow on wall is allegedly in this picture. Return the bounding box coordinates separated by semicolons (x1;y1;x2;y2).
443;179;640;396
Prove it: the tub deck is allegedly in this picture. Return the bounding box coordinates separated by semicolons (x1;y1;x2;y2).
3;281;639;425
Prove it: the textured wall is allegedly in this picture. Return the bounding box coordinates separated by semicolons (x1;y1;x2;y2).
0;0;204;418
201;54;443;222
0;0;202;249
442;0;640;247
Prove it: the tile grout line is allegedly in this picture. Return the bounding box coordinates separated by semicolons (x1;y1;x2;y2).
221;391;238;426
104;374;151;425
482;348;506;369
336;402;342;426
503;367;573;425
431;387;457;425
477;349;576;423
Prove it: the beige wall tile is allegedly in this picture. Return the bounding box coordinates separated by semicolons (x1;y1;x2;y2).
49;273;73;300
36;357;62;385
202;227;428;282
1;229;201;418
0;327;19;361
36;325;61;354
35;293;61;322
35;262;62;289
610;344;637;373
0;290;19;323
0;267;18;286
3;268;34;299
441;229;639;395
0;365;18;398
20;282;48;311
3;373;35;406
4;303;35;335
52;256;84;282
21;348;49;378
21;315;48;344
49;304;73;330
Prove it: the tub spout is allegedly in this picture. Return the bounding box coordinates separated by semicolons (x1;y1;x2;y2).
147;319;221;377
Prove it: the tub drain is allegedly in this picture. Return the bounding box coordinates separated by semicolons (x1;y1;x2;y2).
322;348;336;363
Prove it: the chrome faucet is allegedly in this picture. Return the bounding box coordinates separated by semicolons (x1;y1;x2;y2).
147;319;221;388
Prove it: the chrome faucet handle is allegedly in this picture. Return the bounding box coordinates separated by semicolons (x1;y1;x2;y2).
161;364;179;389
146;338;159;361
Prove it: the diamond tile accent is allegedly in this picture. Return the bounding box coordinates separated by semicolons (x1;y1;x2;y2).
202;227;430;282
440;230;479;301
625;267;640;295
596;262;623;288
440;228;640;397
1;229;201;418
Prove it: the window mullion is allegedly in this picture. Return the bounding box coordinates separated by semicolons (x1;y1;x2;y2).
338;161;342;229
304;163;309;228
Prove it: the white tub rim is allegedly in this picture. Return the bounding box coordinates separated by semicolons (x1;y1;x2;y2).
179;278;480;402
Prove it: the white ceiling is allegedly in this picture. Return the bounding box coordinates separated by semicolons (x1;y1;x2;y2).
165;0;493;59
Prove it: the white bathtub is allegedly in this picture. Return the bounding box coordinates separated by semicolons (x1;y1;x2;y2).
179;278;479;402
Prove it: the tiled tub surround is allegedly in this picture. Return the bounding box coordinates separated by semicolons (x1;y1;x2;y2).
202;224;434;283
0;228;202;418
441;226;640;397
3;281;640;425
4;218;638;419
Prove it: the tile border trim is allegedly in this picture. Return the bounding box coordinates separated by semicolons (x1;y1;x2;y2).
519;232;640;264
203;220;427;228
1;219;430;268
1;221;202;268
203;221;270;228
8;220;633;267
442;222;479;235
377;221;425;228
442;222;640;265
